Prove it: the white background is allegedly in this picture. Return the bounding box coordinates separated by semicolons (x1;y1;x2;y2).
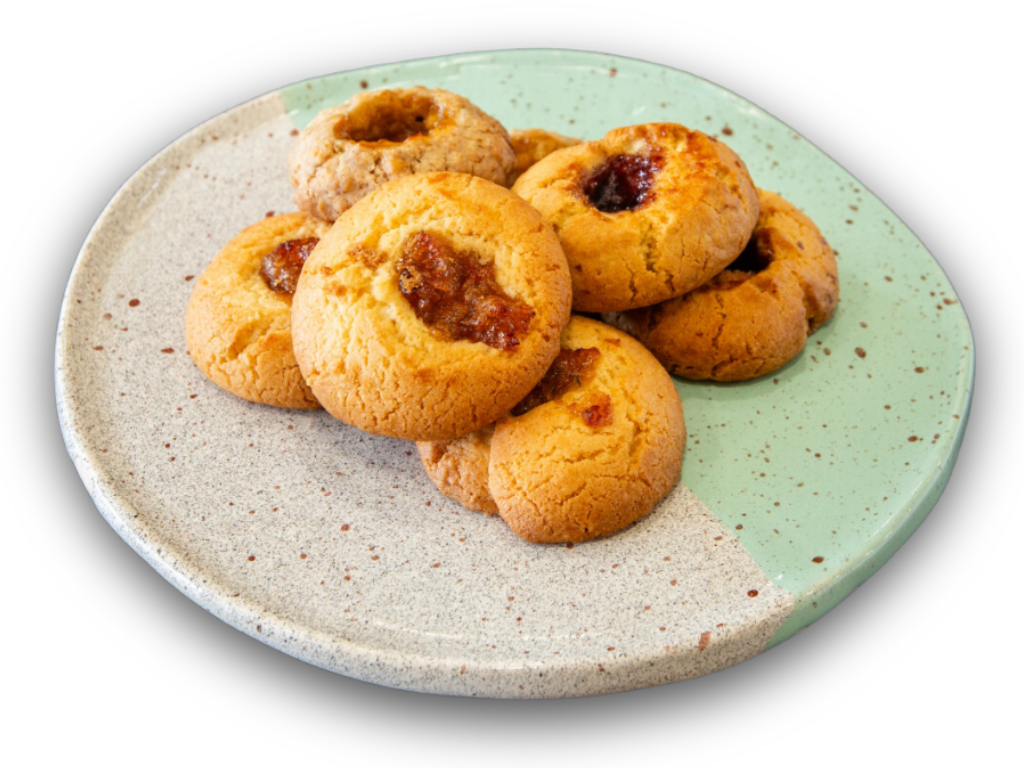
4;1;1021;765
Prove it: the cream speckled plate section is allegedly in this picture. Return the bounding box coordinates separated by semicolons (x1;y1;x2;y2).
56;62;793;698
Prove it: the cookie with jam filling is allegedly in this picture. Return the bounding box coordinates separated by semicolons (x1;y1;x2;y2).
417;316;686;544
290;172;572;441
185;212;330;409
605;189;839;381
513;122;759;313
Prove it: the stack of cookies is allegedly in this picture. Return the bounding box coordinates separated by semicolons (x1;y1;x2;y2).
186;85;838;544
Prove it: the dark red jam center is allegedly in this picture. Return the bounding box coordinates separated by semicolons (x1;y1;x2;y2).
397;232;535;352
583;153;662;212
727;232;772;274
568;392;613;428
511;347;601;416
260;237;320;295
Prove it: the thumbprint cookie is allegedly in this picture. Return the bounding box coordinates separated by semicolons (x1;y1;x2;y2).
512;123;759;313
605;189;839;381
290;172;572;441
185;212;331;408
289;87;515;222
418;316;686;544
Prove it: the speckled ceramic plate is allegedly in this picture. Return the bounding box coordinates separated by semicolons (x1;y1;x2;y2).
55;50;973;698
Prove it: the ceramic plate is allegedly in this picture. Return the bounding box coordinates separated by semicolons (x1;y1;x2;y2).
55;50;973;698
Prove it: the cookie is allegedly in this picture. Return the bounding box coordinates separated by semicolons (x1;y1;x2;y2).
185;212;331;409
418;316;685;544
512;123;759;313
605;189;839;381
508;128;581;185
417;424;498;515
289;87;515;222
290;172;572;441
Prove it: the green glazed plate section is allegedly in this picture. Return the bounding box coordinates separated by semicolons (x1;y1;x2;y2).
281;50;974;648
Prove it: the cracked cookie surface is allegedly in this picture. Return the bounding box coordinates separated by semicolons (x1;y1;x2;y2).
512;123;759;313
289;87;515;222
605;189;839;381
290;172;572;441
185;212;330;409
418;316;685;544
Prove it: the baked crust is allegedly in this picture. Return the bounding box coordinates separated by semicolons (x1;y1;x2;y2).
418;316;685;543
290;172;572;441
491;317;684;543
605;189;839;381
508;128;581;185
289;87;515;222
512;123;758;313
185;213;330;409
417;425;498;515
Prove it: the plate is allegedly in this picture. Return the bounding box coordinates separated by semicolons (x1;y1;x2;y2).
55;49;974;698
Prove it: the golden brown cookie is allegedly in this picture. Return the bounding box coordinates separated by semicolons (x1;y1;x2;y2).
417;425;498;515
289;87;515;222
291;172;572;441
605;189;839;381
508;128;581;185
185;213;330;409
512;123;759;313
418;316;685;544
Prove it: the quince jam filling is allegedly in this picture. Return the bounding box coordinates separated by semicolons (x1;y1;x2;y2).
568;392;613;428
397;232;535;352
512;347;611;429
260;237;320;295
582;152;662;212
